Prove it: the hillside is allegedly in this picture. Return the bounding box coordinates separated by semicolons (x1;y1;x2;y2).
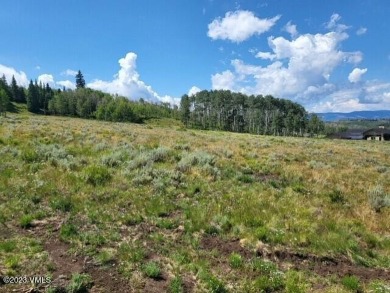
0;111;389;292
317;110;390;122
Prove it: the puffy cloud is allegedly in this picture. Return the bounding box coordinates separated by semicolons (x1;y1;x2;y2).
88;52;175;104
209;14;387;112
207;10;280;43
284;21;298;38
188;86;201;96
38;74;55;86
356;27;367;36
57;80;76;90
0;64;29;87
211;70;236;90
62;69;78;76
348;68;367;83
326;13;349;32
255;51;276;61
310;82;390;112
213;30;362;97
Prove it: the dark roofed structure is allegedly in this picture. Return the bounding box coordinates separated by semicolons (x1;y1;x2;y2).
363;126;390;141
327;129;365;140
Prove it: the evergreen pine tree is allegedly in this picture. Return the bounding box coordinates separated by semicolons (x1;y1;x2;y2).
0;74;12;99
0;88;10;117
27;80;40;113
10;76;18;102
75;70;86;89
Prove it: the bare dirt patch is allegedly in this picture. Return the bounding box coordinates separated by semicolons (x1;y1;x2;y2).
261;248;390;283
44;237;133;292
201;236;252;258
201;235;390;283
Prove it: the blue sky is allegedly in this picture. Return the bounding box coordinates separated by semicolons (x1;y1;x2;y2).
1;0;390;112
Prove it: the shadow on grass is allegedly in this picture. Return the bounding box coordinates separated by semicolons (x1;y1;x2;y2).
7;102;22;113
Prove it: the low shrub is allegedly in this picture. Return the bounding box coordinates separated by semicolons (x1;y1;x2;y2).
84;165;112;186
51;196;73;212
368;185;390;212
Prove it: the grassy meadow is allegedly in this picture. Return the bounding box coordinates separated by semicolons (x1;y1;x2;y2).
0;106;389;292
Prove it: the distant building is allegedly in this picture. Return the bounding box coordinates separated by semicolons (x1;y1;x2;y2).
328;126;390;141
363;126;390;141
327;129;365;140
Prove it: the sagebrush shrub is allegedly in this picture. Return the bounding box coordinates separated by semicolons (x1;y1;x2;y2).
368;185;390;212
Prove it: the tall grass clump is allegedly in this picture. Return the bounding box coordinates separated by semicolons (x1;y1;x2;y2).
341;275;361;292
142;261;161;279
67;273;93;293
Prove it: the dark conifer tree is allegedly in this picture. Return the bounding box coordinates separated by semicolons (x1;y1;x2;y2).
75;70;86;89
10;76;18;102
0;88;10;117
27;80;40;113
0;74;12;100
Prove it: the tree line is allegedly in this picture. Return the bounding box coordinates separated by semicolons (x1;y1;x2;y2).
1;71;325;136
0;75;26;116
0;71;179;122
180;90;325;136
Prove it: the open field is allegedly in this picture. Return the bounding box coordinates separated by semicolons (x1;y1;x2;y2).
0;109;389;292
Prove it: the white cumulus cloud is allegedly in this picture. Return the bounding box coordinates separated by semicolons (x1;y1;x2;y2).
284;21;298;38
348;68;367;83
38;74;55;86
210;14;384;112
207;10;280;43
356;27;367;36
212;29;362;97
0;64;29;87
326;13;349;32
88;52;176;104
188;86;201;96
57;80;76;90
62;69;78;77
211;70;236;91
255;51;276;61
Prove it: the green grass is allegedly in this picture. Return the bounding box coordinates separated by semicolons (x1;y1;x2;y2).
341;275;361;292
0;109;390;291
169;276;184;293
229;252;243;268
67;273;93;293
19;214;34;229
142;261;161;279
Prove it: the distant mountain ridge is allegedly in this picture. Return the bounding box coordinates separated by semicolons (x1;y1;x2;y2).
316;110;390;122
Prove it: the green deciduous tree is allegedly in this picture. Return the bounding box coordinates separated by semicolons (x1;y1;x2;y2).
180;94;191;126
